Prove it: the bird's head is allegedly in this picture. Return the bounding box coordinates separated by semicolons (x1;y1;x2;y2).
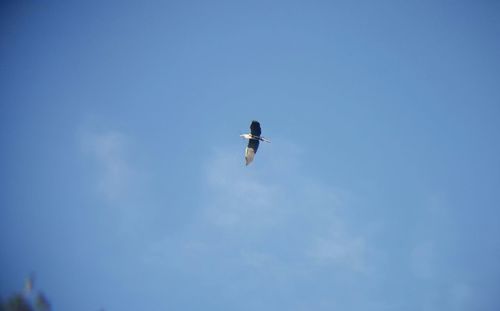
240;134;251;139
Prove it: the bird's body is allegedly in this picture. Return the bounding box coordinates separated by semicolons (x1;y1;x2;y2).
240;121;270;165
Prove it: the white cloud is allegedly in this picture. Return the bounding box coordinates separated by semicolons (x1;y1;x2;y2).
307;229;367;271
81;130;132;201
79;126;155;236
151;140;372;275
202;149;285;229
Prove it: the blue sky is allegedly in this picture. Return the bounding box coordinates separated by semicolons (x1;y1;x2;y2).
1;1;500;310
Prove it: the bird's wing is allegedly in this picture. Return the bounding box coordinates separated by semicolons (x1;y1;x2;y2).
245;147;255;166
247;138;259;153
250;121;261;137
245;139;259;165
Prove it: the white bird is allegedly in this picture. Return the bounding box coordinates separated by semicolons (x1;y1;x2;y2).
240;120;270;165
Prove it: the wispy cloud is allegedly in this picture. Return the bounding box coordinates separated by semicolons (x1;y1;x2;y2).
81;130;132;201
307;228;367;271
202;149;285;229
148;140;372;276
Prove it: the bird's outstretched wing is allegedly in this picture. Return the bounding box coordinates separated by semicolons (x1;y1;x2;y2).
245;139;259;165
250;121;261;137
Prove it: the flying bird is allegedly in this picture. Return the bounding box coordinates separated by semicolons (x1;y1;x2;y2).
240;120;270;165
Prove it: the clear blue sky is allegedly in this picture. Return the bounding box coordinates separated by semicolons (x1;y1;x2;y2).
1;1;500;310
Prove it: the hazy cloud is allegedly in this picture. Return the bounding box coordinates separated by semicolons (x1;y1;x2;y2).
81;130;132;201
307;229;367;271
411;241;434;279
448;282;473;310
148;141;372;277
202;149;285;229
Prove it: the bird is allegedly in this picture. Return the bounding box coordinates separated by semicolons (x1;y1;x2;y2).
240;120;270;165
